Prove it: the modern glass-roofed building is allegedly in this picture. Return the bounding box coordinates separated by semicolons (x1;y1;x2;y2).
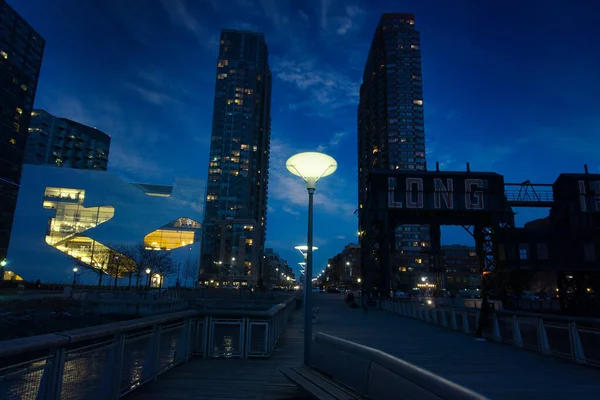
6;165;204;284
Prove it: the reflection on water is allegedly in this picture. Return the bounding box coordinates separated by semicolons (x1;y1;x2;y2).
1;333;180;400
224;336;234;358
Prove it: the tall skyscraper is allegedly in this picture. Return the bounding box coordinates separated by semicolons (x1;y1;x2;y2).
0;0;45;264
358;14;428;290
24;109;111;170
200;30;272;285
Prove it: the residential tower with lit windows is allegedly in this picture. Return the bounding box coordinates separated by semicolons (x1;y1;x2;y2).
200;30;272;285
0;0;45;268
24;109;111;170
357;14;428;290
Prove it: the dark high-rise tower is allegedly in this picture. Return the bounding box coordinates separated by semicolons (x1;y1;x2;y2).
200;30;272;285
0;0;45;265
358;14;428;290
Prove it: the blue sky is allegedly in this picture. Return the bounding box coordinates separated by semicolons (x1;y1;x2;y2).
10;0;600;278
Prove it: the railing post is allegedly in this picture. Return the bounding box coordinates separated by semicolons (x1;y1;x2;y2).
512;316;524;347
568;322;586;364
450;309;458;330
424;306;431;322
440;309;448;327
462;312;470;334
108;334;126;398
432;308;438;325
492;314;501;341
147;324;162;379
37;347;65;400
175;319;191;364
536;318;551;355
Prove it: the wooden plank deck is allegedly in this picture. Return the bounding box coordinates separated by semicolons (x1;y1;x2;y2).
125;310;310;400
312;294;600;400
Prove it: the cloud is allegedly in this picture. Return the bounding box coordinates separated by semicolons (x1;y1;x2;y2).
282;206;300;216
258;0;290;28
108;145;169;179
335;235;346;240
272;58;360;115
127;84;182;105
128;67;194;105
298;10;310;24
268;138;356;218
160;0;202;36
316;131;347;153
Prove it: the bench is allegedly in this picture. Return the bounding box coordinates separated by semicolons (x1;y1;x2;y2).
281;366;363;400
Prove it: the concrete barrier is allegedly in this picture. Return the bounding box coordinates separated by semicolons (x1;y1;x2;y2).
311;332;489;400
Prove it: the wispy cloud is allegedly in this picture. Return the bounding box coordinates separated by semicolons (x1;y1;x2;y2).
282;206;300;216
272;58;360;115
335;5;365;35
160;0;202;36
268;138;356;218
316;131;347;152
127;84;182;105
109;145;169;178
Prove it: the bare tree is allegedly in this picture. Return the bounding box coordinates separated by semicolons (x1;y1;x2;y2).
71;244;113;288
183;258;199;288
114;244;144;289
147;250;176;290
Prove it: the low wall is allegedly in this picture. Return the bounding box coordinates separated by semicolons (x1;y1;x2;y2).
311;332;489;400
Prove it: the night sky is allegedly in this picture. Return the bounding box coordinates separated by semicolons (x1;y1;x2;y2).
9;0;600;278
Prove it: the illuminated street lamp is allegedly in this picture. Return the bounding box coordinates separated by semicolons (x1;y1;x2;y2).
286;151;337;366
72;267;78;288
145;268;152;289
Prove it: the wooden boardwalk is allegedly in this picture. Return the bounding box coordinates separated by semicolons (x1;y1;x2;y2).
125;310;310;400
126;294;600;399
312;294;600;400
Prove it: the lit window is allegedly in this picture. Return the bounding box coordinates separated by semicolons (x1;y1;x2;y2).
217;73;228;80
9;138;16;145
13;123;20;131
246;239;253;245
0;51;7;59
415;258;422;264
16;107;22;114
413;99;423;105
411;45;419;50
217;59;229;67
21;84;28;91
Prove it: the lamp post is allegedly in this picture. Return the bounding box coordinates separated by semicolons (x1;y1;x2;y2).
72;267;78;288
146;268;151;290
0;259;6;281
286;151;337;366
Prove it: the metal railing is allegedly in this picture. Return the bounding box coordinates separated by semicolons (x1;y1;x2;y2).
312;332;489;400
379;299;600;367
0;297;297;399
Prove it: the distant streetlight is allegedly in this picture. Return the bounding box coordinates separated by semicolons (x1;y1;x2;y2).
72;267;78;288
146;268;151;289
286;151;337;366
0;259;6;267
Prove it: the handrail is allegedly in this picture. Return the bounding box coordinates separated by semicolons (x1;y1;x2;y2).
0;297;296;358
435;303;600;323
315;332;489;400
0;310;198;357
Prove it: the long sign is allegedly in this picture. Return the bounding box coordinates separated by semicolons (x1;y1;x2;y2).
385;174;503;212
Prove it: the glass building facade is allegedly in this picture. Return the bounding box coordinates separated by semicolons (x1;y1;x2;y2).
200;30;272;285
358;14;429;290
8;165;204;284
0;0;45;265
25;109;111;170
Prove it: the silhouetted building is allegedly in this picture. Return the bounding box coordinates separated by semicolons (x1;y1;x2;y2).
264;248;290;285
441;245;480;291
358;13;428;288
324;243;361;286
24;109;110;170
0;0;45;266
200;30;272;285
496;173;600;313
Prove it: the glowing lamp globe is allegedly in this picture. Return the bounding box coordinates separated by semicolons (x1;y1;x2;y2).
286;152;337;189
